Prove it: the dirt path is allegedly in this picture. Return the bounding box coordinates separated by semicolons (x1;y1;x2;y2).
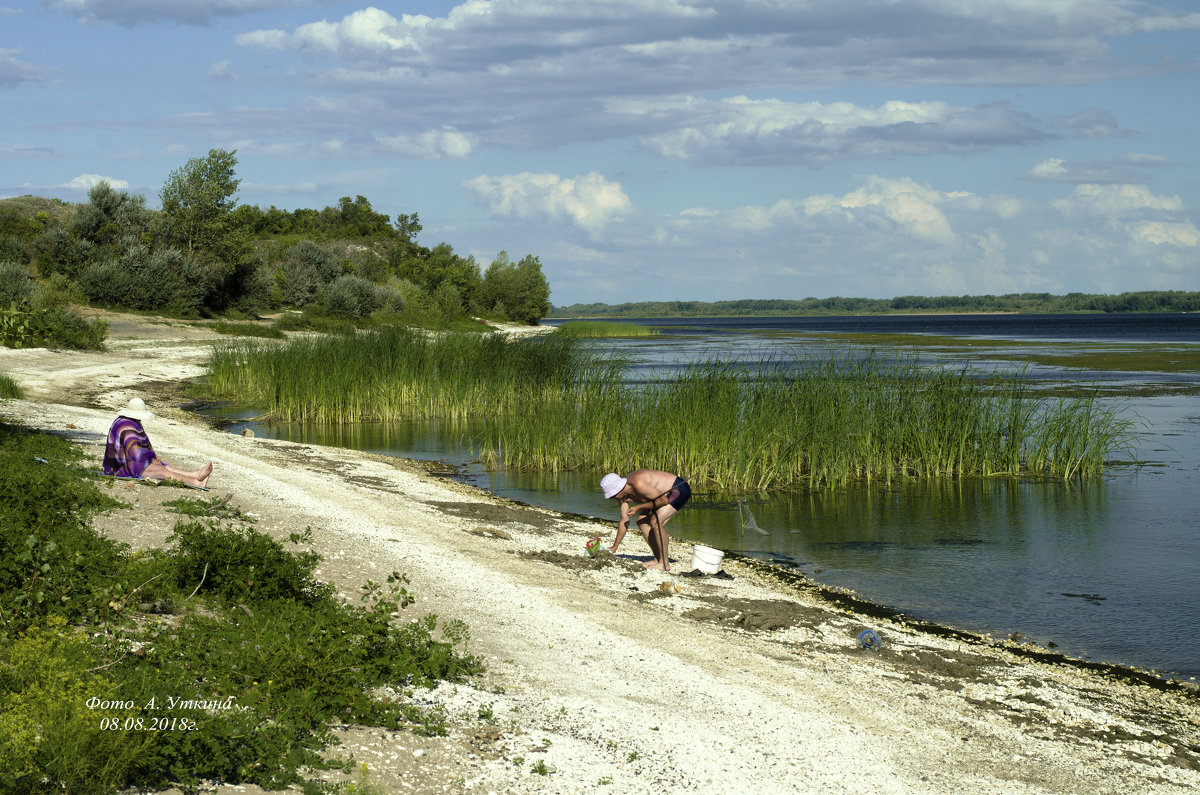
2;313;1197;794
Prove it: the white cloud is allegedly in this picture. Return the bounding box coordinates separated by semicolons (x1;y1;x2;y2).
463;171;632;235
377;128;473;160
1055;108;1127;139
608;96;1050;165
1052;184;1184;216
209;59;238;80
233;1;1200;94
1029;158;1069;179
1126;221;1200;248
237;7;432;56
63;173;128;189
802;177;960;243
1027;154;1173;183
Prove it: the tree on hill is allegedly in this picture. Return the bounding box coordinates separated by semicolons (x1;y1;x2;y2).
158;148;246;269
479;251;551;325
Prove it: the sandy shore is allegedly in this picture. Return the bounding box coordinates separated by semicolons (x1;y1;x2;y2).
2;314;1198;794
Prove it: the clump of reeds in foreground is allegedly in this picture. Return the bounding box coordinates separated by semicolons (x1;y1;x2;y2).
204;330;1136;491
478;356;1137;490
553;320;659;337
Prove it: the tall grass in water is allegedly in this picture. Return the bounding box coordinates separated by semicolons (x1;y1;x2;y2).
205;327;623;423
206;331;1134;490
480;356;1136;490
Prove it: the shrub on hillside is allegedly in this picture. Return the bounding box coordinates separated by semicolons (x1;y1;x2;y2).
0;236;26;264
0;261;33;307
77;246;217;314
29;273;86;312
223;256;274;316
323;274;383;319
280;241;341;308
32;227;93;279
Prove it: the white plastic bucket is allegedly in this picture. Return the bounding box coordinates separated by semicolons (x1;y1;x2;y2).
691;544;725;574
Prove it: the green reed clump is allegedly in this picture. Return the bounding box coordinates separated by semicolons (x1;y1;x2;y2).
205;327;624;423
554;320;660;337
480;355;1136;490
205;329;1134;490
0;373;22;399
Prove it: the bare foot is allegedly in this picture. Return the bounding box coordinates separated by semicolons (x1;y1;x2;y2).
643;560;669;571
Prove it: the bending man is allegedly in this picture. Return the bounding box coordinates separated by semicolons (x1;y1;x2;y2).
600;469;691;571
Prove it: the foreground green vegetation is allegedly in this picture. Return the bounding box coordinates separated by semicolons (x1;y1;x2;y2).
0;422;479;794
553;291;1200;318
205;332;1136;491
553;320;659;337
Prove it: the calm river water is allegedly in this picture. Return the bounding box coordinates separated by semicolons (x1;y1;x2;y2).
208;314;1200;681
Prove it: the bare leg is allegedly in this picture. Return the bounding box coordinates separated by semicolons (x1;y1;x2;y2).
142;459;212;488
642;505;677;571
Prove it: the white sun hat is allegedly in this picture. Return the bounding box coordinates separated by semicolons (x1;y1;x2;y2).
117;397;154;422
600;473;627;499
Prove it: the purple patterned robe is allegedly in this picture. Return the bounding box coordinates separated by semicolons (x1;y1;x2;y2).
102;417;159;478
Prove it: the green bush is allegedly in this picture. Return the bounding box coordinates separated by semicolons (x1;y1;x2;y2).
0;425;125;634
75;259;134;306
32;227;93;279
77;246;217;315
167;521;330;606
0;305;108;351
0;261;32;307
0;616;151;795
324;274;383;319
29;272;86;312
227;258;274;315
0;374;22;399
270;305;357;335
0;236;26;263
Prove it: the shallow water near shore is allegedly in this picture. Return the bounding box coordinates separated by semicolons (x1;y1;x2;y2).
205;313;1200;681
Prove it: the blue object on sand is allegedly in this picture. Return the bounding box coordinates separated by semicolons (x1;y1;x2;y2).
857;629;881;651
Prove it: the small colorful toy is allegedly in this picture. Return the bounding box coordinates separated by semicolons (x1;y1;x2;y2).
585;537;604;556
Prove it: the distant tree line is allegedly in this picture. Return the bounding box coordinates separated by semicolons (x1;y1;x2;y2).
552;291;1200;318
0;148;551;334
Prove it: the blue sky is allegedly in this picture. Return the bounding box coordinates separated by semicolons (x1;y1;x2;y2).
3;0;1198;306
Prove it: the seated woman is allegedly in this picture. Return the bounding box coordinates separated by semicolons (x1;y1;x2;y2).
103;398;212;488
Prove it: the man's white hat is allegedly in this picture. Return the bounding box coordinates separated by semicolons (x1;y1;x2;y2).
600;473;626;499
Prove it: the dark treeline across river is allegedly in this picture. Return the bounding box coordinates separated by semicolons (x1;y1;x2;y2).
209;314;1200;682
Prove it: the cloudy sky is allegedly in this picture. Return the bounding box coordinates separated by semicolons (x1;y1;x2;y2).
3;0;1199;305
